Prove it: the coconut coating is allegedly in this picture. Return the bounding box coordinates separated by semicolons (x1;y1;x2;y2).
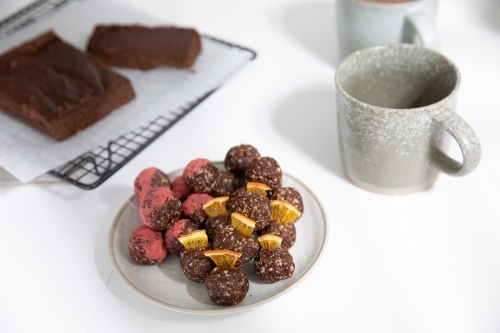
183;158;219;194
229;191;271;232
205;215;231;242
213;228;259;266
254;248;295;283
205;267;249;306
139;187;182;230
164;219;198;256
245;157;282;191
224;144;261;176
179;249;215;282
271;187;304;213
182;193;213;228
171;176;193;201
211;171;240;197
134;167;171;202
226;187;247;211
128;225;167;265
260;221;296;249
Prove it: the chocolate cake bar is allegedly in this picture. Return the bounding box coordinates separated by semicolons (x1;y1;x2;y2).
0;31;135;141
86;25;201;70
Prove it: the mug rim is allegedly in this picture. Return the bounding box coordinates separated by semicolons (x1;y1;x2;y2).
335;44;461;113
346;0;429;8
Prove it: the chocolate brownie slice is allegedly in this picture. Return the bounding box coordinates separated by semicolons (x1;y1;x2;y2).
86;25;201;70
0;31;135;141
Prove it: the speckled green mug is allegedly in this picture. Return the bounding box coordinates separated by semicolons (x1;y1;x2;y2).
335;44;481;194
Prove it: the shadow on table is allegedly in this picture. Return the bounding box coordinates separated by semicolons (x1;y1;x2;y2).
93;184;132;288
281;0;340;68
271;86;346;181
481;0;500;31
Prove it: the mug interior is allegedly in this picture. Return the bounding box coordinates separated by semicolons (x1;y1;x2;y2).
337;45;458;109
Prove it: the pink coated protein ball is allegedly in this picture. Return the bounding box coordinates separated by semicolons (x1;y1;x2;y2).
171;176;193;201
182;158;219;194
139;187;182;230
164;219;198;256
134;167;171;202
182;193;213;228
128;225;167;265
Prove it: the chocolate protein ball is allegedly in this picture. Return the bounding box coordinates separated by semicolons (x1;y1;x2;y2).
171;175;193;201
179;249;215;282
260;222;296;249
139;187;182;230
183;158;219;194
128;225;167;265
205;215;231;241
224;144;260;176
134;167;171;202
271;187;304;213
182;193;213;228
164;219;198;256
254;247;295;283
213;228;259;266
230;191;271;232
245;157;282;191
205;267;249;306
226;187;247;211
211;171;240;197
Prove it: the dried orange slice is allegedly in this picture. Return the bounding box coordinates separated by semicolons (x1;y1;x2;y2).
203;196;229;217
178;230;209;251
271;200;302;224
204;249;242;269
257;234;283;250
246;182;271;198
231;212;256;237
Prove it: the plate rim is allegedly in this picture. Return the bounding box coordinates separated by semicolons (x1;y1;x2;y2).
108;164;329;315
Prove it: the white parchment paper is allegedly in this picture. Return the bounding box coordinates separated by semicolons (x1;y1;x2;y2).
0;0;254;183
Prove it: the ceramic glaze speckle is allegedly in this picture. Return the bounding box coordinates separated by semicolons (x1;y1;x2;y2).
335;44;481;194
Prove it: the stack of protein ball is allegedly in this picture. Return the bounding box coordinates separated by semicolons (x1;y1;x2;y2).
128;144;304;306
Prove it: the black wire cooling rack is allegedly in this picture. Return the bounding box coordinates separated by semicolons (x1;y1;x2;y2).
49;91;215;189
0;0;256;190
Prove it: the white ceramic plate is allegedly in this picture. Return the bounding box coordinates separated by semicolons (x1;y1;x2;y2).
108;163;328;314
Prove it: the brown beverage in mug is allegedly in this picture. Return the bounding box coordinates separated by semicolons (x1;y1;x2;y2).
364;0;414;3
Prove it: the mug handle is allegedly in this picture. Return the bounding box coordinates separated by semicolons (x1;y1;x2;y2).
431;111;481;177
405;10;440;51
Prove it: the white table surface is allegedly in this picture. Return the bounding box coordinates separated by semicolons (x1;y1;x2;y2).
1;0;499;332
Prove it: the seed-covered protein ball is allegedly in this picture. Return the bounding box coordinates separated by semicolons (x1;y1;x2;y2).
134;167;171;202
205;267;249;306
245;157;282;191
171;176;193;202
254;247;295;283
205;215;231;242
139;187;182;230
128;225;167;265
259;221;296;249
230;191;271;232
164;219;198;256
271;187;304;213
226;187;247;211
213;228;259;266
224;144;261;176
211;171;240;197
179;249;215;283
183;158;219;194
182;193;213;228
